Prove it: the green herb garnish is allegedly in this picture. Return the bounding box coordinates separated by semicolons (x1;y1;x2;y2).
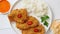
41;15;49;22
41;15;49;27
44;21;48;27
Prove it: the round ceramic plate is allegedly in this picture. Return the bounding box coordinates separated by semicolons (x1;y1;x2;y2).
10;0;53;34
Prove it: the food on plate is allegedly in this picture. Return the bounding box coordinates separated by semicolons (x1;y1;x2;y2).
13;9;28;23
26;16;39;28
8;14;14;22
0;1;10;13
22;24;45;34
18;0;49;27
50;20;60;34
16;22;30;30
20;0;48;16
16;16;39;30
41;15;49;27
8;0;50;33
8;9;28;23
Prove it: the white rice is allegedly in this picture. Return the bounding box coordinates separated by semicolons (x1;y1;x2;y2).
20;0;48;17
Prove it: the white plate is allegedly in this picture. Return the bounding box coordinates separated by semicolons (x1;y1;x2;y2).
10;0;53;34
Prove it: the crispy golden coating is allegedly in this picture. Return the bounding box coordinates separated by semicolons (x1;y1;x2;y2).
26;16;39;27
16;23;30;30
8;9;28;23
16;16;39;30
22;25;45;34
8;14;14;22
